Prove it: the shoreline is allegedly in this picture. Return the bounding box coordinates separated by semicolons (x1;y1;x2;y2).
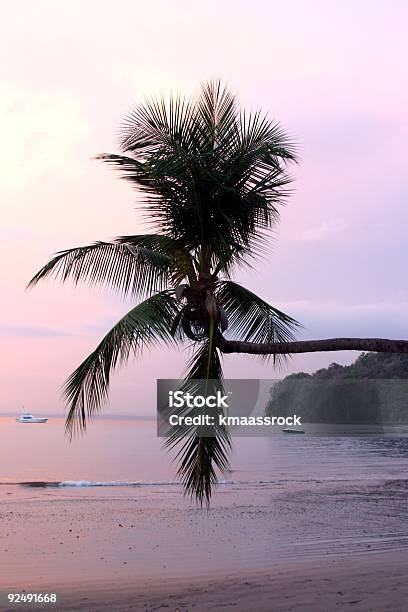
1;477;408;611
2;433;408;612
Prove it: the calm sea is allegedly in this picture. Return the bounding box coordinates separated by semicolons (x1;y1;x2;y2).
1;416;408;497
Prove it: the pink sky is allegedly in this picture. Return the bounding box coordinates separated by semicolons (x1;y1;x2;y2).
1;1;407;414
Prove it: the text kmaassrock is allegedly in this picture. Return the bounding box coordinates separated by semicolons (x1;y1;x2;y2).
168;414;302;427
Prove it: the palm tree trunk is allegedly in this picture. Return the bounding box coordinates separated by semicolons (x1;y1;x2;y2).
217;335;408;355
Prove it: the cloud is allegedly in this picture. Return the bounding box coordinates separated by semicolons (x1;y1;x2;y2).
278;300;408;339
0;325;72;338
295;219;349;243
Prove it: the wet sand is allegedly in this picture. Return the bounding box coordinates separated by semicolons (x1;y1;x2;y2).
46;552;408;611
1;477;408;610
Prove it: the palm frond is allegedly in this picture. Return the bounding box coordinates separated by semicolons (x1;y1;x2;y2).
27;236;173;299
64;291;180;434
195;79;238;152
216;280;301;365
119;93;198;157
164;343;231;507
115;234;197;284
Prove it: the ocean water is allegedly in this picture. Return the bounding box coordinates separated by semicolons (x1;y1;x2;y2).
1;415;408;496
2;415;408;589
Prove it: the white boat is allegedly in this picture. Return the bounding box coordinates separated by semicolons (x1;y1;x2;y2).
16;410;48;424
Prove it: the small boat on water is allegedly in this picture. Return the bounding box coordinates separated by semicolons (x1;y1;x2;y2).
282;428;305;434
16;409;48;424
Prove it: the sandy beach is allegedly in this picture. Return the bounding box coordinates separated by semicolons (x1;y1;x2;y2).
2;474;408;611
39;553;408;611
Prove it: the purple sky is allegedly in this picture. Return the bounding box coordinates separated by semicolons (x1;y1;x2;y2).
1;1;407;414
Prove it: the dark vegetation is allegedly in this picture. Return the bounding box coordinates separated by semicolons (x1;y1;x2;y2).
266;353;408;424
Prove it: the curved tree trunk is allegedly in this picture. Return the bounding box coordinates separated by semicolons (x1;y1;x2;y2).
217;335;408;355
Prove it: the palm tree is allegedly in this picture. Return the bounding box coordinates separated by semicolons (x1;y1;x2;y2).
29;80;408;505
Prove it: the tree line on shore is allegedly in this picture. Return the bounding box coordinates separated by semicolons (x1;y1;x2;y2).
266;353;408;424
